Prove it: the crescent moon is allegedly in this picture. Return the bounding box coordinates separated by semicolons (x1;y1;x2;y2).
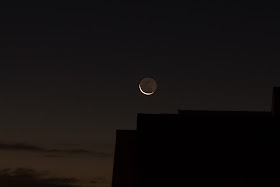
139;84;154;95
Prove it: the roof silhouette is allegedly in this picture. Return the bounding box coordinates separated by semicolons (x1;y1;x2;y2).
112;87;280;187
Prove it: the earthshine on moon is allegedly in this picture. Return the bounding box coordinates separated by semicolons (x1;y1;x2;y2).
139;77;157;95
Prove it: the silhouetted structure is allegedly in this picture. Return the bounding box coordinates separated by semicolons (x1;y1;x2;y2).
111;130;136;187
112;87;280;187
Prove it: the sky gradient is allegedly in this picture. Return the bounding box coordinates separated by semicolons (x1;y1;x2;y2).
1;1;280;187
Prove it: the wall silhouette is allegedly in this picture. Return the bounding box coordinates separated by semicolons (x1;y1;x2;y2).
112;87;280;187
111;130;136;187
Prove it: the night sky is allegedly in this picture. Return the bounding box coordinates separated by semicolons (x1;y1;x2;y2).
1;1;280;187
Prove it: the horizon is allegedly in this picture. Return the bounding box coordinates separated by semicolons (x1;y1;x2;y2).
1;1;280;187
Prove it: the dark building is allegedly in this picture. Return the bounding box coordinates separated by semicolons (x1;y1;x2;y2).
111;130;136;187
112;88;280;187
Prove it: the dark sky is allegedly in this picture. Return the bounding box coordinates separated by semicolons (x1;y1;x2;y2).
1;1;280;186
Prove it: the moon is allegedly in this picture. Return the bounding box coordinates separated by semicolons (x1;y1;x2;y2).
139;77;157;95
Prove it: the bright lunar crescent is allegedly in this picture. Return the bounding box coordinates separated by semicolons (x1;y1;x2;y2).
139;77;157;95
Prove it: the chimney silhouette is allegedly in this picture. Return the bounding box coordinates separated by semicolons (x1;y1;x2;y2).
272;87;280;117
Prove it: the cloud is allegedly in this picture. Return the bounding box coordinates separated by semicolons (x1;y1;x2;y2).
0;142;111;157
45;148;109;157
90;177;107;184
0;168;80;187
43;154;66;158
0;143;44;151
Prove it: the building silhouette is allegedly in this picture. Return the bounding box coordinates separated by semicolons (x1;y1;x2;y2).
111;87;280;187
